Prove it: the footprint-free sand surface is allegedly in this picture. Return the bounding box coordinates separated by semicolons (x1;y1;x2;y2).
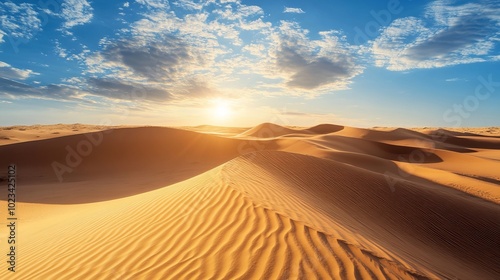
0;123;499;279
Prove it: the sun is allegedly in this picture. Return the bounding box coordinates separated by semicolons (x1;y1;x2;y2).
213;99;232;119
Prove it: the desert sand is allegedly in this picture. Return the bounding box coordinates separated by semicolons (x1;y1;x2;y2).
0;123;499;279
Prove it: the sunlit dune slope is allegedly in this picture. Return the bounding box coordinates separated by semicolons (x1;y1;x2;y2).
223;151;500;279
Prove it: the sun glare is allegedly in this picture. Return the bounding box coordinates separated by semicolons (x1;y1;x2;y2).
213;99;232;119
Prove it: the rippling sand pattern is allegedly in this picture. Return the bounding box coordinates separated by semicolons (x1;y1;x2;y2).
0;124;499;279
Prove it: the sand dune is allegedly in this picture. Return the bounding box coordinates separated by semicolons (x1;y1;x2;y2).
0;124;124;146
0;127;246;203
0;123;499;279
239;122;305;138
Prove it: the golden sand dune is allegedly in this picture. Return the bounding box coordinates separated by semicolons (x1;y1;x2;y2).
0;127;249;203
239;122;304;138
0;124;499;279
0;124;122;146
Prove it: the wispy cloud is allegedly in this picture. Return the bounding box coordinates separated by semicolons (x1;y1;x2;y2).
59;0;94;32
173;0;205;10
445;77;468;82
87;77;174;101
0;77;84;101
284;7;305;14
54;39;68;58
372;0;500;70
135;0;169;9
0;2;41;43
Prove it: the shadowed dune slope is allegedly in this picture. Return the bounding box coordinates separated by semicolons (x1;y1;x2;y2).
0;127;266;203
304;124;345;134
427;128;500;138
0;127;243;177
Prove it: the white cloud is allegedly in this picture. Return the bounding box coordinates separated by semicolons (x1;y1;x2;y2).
3;0;363;104
214;3;264;20
55;40;68;58
96;2;361;99
91;36;202;83
373;0;500;70
240;18;271;31
284;7;305;14
0;2;41;43
445;77;471;83
265;21;363;93
0;61;38;80
242;44;265;56
135;0;169;9
174;0;205;10
82;2;272;101
60;0;94;31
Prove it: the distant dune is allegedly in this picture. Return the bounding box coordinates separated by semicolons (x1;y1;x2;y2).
238;122;303;138
0;123;499;279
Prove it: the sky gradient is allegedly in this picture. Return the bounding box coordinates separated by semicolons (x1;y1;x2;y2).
0;0;499;127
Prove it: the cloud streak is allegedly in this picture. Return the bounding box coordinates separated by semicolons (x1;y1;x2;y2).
373;0;500;70
0;61;38;80
284;7;305;14
407;16;495;60
0;77;85;101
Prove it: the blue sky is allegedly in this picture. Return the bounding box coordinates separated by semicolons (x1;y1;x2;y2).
0;0;499;127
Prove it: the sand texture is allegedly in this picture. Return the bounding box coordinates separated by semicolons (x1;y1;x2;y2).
0;124;499;279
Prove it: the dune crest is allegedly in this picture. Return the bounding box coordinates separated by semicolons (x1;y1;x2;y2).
239;122;302;138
